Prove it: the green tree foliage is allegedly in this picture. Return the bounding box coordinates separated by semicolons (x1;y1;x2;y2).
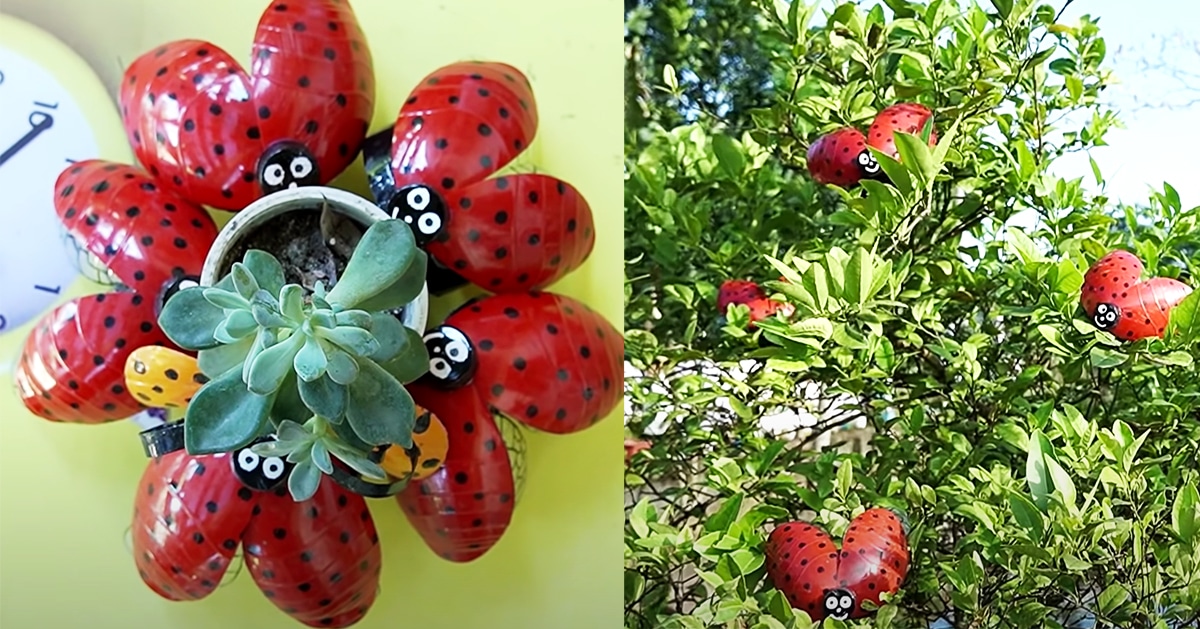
624;1;1200;627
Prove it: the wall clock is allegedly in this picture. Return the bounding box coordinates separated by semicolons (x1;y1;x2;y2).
0;12;131;370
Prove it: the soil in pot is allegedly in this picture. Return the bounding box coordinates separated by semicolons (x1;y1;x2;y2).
219;206;369;293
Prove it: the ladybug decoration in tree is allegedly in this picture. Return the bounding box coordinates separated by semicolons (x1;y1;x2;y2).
12;161;218;424
806;128;883;188
765;508;911;621
361;61;595;296
131;444;382;628
866;103;936;159
1080;249;1193;341
806;102;936;188
119;0;375;211
716;279;794;328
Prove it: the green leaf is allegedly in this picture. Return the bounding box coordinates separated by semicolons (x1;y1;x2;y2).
377;327;430;384
353;252;429;313
1044;454;1076;510
159;286;227;350
367;312;410;363
293;334;328;382
326;441;388;479
243;326;276;383
280;284;306;322
1007;490;1044;543
1005;226;1040;265
893;131;936;186
325;219;419;309
1167;290;1200;343
298;373;347;420
184;366;274;455
246;331;305;395
870;149;913;196
197;336;253;378
202;287;250;310
1097;583;1129;615
270;370;310;424
704;493;744;532
230;262;260;299
1173;482;1199;545
287;459;322;502
836;459;854;496
1026;430;1052;511
712;133;746;177
325;346;361;385
310;440;334;474
345;359;416;447
1089;346;1128;369
317;325;381;358
334;309;374;329
844;247;874;306
241;250;285;297
214;309;259;343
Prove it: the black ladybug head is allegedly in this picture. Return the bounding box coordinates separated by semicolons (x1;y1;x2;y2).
856;149;885;181
158;273;201;313
256;141;321;194
822;588;856;620
422;324;476;389
231;438;292;491
386;184;447;247
1093;302;1120;331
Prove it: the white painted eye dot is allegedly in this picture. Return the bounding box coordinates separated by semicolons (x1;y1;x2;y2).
858;152;871;165
237;449;260;472
417;211;442;235
289;155;314;179
430;357;451;380
178;279;199;291
263;163;285;186
407;187;430;211
840;595;853;609
825;594;839;608
445;339;469;362
262;457;285;480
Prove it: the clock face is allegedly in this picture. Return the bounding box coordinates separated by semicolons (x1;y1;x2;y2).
0;45;94;337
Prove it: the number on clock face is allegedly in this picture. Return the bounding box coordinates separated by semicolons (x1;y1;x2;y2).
0;44;100;334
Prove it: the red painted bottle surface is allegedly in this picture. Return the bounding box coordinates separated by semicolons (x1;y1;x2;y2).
374;62;595;293
119;0;375;211
420;291;624;435
13;160;217;424
132;445;382;628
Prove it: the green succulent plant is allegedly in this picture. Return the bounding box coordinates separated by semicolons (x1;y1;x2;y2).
158;217;431;500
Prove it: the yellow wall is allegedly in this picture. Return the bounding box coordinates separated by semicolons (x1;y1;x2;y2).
0;1;623;627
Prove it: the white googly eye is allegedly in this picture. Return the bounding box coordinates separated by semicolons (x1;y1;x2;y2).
430;357;451;380
407;187;430;211
262;457;285;480
237;449;260;472
858;152;871;165
289;155;314;179
444;339;469;363
417;211;442;235
178;279;199;291
263;163;285;186
841;595;853;609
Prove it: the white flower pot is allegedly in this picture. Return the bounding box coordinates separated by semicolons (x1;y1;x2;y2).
200;186;429;333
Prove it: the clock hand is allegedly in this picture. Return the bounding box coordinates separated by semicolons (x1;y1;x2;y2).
0;110;55;168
